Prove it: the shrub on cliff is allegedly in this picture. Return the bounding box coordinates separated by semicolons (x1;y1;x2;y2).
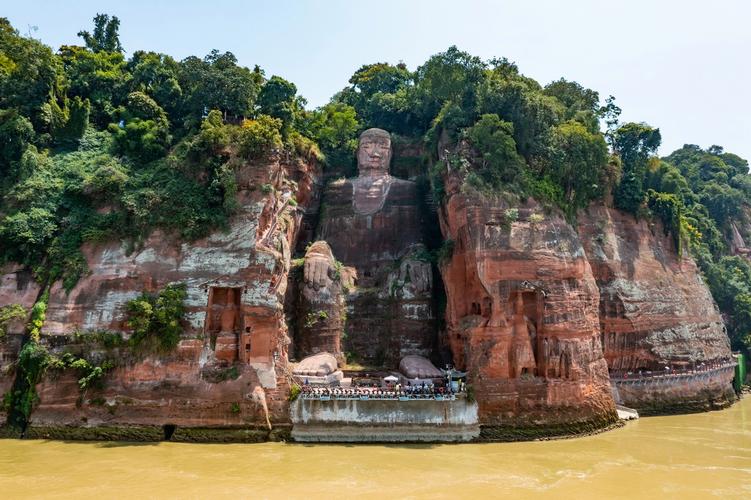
238;115;283;159
126;283;187;353
0;304;26;340
110;92;171;163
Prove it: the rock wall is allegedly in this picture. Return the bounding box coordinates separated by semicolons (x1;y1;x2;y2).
578;204;735;412
611;364;736;415
437;179;617;430
0;132;739;441
0;266;39;422
2;154;322;434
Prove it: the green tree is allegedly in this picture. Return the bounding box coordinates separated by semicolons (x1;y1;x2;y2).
51;96;90;143
414;46;485;119
336;62;415;133
466;113;526;188
0;109;34;180
699;182;743;228
77;13;123;53
545;120;608;211
0;207;58;266
612;122;661;213
257;75;301;135
543;78;600;133
127;51;182;118
304;102;359;170
477;71;563;157
178;51;263;124
58;45;129;127
0;18;66;133
110;91;171;163
237;115;283;159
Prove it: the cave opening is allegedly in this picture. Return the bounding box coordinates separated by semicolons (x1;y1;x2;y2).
162;424;176;441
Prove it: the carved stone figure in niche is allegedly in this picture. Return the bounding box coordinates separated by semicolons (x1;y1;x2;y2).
220;288;238;332
510;291;536;377
206;286;242;363
314;127;435;366
207;286;241;333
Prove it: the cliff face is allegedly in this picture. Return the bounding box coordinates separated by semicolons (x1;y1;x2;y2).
578;204;735;413
437;184;617;430
0;140;738;440
1;154;322;437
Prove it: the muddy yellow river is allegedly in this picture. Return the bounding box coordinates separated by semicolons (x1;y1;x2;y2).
1;397;750;499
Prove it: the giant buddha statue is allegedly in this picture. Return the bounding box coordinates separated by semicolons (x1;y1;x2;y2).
317;129;427;277
311;128;435;366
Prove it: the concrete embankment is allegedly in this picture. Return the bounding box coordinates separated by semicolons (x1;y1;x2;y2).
290;397;480;442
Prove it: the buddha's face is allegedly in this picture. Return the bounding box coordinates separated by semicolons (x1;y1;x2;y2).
357;131;391;177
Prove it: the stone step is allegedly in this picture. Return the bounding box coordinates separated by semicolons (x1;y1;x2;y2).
616;404;639;420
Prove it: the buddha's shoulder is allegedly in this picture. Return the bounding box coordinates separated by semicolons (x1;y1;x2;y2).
386;177;419;195
323;177;354;203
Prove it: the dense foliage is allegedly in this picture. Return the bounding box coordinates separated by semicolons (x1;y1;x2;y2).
0;15;324;291
125;283;187;353
1;16;750;353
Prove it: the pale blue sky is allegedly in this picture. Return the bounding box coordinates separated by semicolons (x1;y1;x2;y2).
5;0;750;160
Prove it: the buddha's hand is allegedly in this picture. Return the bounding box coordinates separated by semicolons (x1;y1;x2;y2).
304;254;331;289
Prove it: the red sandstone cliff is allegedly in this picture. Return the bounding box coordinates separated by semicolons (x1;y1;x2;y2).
578;204;735;413
0;134;739;440
437;185;617;430
1;153;321;436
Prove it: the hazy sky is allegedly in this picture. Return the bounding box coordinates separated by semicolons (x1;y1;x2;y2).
6;0;750;160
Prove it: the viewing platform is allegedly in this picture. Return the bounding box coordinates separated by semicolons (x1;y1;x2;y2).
290;393;479;443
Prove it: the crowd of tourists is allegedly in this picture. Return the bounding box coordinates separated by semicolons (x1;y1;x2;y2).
300;381;465;401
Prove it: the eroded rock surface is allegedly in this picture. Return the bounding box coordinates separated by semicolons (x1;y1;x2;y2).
438;185;617;429
578;204;735;412
4;153;322;432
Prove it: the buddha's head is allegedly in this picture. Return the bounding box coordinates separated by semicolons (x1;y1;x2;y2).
357;128;392;178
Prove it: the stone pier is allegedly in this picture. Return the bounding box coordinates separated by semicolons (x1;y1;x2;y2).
290;397;479;442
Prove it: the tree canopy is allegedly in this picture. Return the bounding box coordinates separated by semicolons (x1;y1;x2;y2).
0;16;750;352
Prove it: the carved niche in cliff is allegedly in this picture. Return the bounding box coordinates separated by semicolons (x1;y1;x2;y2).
205;286;242;363
456;278;579;381
207;287;241;333
314;128;436;366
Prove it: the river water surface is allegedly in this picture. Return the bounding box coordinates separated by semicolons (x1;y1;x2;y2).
1;397;750;499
